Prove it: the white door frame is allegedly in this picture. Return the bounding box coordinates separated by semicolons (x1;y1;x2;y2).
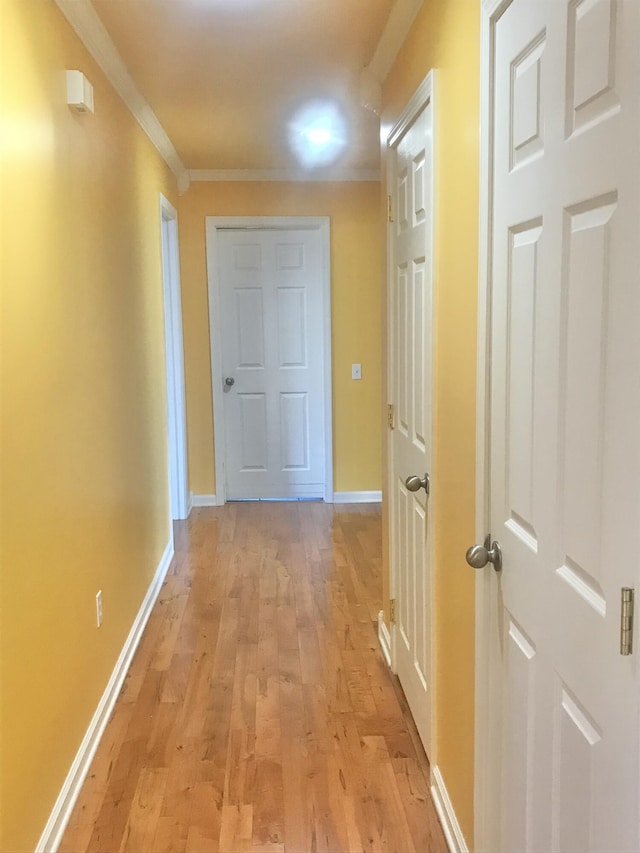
474;1;514;850
386;69;437;753
159;194;189;521
205;216;333;504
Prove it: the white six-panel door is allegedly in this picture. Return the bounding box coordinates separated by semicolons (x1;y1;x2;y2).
388;74;435;757
479;0;640;850
217;227;328;500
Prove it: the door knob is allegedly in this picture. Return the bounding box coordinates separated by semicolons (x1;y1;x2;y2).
224;376;235;387
405;473;430;495
466;535;502;572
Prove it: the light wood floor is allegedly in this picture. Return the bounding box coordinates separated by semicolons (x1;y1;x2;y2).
61;502;447;852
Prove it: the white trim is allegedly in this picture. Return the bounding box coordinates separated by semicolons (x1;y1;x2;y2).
205;217;333;505
189;169;380;184
36;540;174;853
53;0;189;193
366;0;424;83
377;610;392;667
160;195;189;521
332;490;382;504
431;766;470;853
190;493;221;508
474;3;511;852
207;222;227;506
319;221;334;506
387;70;436;147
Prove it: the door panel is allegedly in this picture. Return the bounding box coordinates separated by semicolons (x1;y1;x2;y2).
277;288;307;368
238;394;267;471
279;392;309;470
235;287;265;368
485;1;640;850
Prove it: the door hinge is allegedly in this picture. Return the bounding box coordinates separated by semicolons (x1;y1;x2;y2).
389;598;396;624
621;588;634;655
387;194;393;223
387;403;394;430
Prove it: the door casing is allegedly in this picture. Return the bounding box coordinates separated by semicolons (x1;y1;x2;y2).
474;4;504;851
205;216;333;504
160;193;189;522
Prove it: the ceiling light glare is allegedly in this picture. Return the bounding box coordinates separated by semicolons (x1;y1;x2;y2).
307;128;332;145
288;101;347;169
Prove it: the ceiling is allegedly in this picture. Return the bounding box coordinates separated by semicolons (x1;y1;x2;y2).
89;0;401;177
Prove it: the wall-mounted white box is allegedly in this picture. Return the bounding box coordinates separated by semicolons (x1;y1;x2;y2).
66;70;94;114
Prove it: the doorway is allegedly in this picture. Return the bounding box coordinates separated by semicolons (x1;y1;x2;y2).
206;217;333;503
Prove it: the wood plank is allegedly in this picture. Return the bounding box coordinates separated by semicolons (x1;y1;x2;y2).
151;816;189;853
119;768;168;852
359;735;416;853
281;737;309;853
218;804;253;853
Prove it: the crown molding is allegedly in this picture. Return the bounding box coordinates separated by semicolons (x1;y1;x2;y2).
366;0;424;83
189;168;381;183
54;0;190;194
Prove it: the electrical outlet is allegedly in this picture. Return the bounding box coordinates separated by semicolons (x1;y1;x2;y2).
352;363;362;380
96;590;103;628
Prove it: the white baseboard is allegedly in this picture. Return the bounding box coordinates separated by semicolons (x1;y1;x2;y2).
189;492;382;507
431;765;469;853
190;493;220;508
377;610;392;667
36;540;174;852
333;490;382;503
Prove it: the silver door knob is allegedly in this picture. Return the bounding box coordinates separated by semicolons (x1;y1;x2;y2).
224;377;235;387
466;536;502;572
405;473;430;495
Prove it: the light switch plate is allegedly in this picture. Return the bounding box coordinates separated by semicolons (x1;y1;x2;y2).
352;363;362;380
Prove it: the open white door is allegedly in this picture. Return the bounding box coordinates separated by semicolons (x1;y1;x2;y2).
387;72;435;757
475;1;640;850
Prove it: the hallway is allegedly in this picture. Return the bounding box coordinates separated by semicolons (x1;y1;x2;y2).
60;502;447;852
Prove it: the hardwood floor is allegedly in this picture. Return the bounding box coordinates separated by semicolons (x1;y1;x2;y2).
60;502;447;852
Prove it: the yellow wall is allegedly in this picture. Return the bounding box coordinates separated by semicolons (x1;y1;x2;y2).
178;181;382;496
382;0;480;843
0;2;178;848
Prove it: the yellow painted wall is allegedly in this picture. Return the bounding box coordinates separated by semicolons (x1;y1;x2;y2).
178;182;382;496
0;2;178;848
382;0;480;843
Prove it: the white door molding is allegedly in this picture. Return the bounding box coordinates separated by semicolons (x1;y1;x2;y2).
205;216;333;504
387;70;436;148
160;194;189;522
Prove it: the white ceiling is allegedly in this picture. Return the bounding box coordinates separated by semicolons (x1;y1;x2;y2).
76;0;422;182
